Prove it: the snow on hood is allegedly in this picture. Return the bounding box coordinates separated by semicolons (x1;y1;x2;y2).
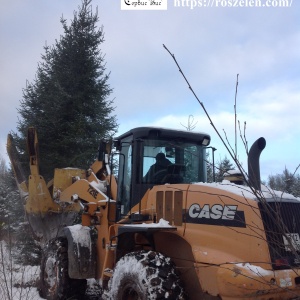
194;180;300;202
123;218;173;228
235;262;273;277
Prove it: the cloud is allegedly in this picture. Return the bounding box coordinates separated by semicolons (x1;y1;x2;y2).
100;3;300;127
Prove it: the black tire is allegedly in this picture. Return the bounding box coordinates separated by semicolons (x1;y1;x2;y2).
39;238;87;300
106;250;187;300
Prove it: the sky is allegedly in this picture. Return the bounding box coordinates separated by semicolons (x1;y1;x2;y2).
0;0;299;181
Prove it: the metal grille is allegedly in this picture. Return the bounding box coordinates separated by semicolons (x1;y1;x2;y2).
258;201;300;270
156;190;183;226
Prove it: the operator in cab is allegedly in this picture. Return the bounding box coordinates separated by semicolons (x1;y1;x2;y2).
144;152;172;183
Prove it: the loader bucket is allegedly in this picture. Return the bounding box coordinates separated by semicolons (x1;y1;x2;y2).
26;210;79;244
7;131;80;244
25;169;81;244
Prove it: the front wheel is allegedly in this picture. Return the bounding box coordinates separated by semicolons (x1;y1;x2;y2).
39;238;86;300
105;250;187;300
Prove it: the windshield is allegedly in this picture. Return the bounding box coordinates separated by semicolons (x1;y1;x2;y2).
141;138;206;184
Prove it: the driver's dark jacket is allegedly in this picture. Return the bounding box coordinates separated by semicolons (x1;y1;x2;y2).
144;158;172;183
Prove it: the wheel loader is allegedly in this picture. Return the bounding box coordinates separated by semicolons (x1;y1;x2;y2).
7;126;300;299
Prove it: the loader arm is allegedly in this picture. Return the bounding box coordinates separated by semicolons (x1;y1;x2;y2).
27;127;39;176
7;128;116;245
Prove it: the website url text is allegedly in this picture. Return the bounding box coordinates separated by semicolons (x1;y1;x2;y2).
173;0;293;9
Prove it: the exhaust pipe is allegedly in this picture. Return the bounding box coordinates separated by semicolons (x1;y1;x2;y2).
248;137;266;191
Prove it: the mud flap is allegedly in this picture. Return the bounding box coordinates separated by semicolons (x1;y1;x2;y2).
64;225;97;279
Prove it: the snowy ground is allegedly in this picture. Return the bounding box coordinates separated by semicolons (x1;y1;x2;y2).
0;241;42;300
0;240;101;300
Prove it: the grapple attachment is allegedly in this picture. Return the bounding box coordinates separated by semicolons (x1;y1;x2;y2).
7;128;81;244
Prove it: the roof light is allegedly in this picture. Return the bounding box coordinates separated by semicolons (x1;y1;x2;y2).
202;138;210;146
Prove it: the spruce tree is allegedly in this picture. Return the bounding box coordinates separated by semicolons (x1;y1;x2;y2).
14;0;118;180
0;156;41;265
215;156;235;182
268;167;300;197
206;152;213;183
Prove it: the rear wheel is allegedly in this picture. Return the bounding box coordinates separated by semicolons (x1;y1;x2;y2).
106;250;187;300
39;238;86;300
